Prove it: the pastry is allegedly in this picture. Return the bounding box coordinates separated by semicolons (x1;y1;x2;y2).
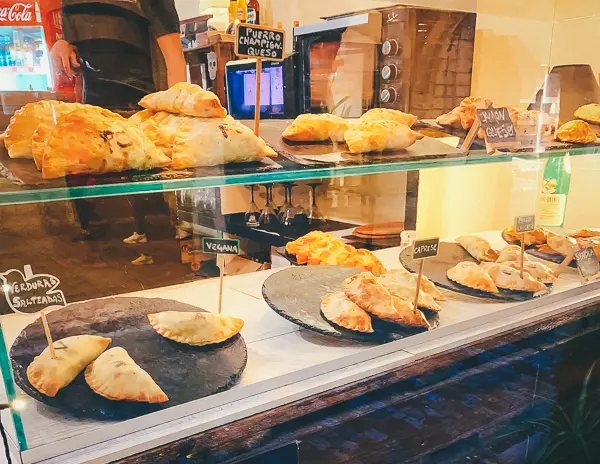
282;113;351;142
380;268;446;301
456;236;499;262
504;261;556;284
496;245;528;263
37;107;171;179
447;262;499;293
480;263;547;293
574;103;600;124
148;311;244;346
171;117;276;168
568;228;600;239
344;119;424;153
85;347;168;403
139;82;227;118
505;226;549;246
321;291;374;333
359;108;418;127
349;248;387;274
377;272;441;311
556;120;596;143
27;335;111;397
436;107;462;128
129;109;157;125
342;272;430;328
547;235;577;256
139;111;192;157
436;97;493;131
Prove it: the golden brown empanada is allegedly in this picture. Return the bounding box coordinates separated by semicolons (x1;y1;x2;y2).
342;272;430;328
377;272;441;311
37;108;171;179
382;268;446;301
85;347;168;403
27;335;111;397
321;291;374;333
456;236;499;262
139;112;192;157
359;108;418;127
344;119;424;153
480;263;547;293
171;117;276;168
148;311;244;346
447;262;499;293
128;109;157;125
574;103;600;124
504;261;556;284
139;82;227;118
496;245;528;263
282;113;351;142
568;228;600;239
505;226;549;246
556;120;596;143
547;235;577;256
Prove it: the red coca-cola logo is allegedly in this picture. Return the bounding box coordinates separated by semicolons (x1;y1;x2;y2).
0;3;34;24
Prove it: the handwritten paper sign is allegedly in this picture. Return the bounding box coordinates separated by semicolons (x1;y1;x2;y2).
514;215;536;234
574;246;600;282
235;23;285;61
412;238;440;260
202;238;241;255
477;108;516;144
0;266;65;315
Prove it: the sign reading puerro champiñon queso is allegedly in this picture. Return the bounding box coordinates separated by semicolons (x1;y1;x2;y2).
0;265;66;315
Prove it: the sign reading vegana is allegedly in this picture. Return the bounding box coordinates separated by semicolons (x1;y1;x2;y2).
235;23;285;61
477;108;516;144
413;238;440;260
574;246;600;281
202;238;241;255
0;265;65;314
514;214;536;234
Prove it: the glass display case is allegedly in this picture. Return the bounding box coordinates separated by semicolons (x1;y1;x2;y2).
1;1;600;463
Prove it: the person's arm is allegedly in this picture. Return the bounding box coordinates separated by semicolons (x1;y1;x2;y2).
156;33;186;87
50;39;79;79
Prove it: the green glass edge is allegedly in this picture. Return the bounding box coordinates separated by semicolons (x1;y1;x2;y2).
0;322;28;451
0;147;599;206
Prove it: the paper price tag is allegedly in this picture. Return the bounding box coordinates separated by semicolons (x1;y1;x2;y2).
235;23;285;61
412;238;440;260
514;214;536;234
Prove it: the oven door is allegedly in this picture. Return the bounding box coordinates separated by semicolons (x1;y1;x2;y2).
294;12;382;117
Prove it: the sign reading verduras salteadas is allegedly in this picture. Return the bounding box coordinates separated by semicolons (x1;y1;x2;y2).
412;238;440;260
235;23;285;61
202;238;241;255
477;107;516;143
0;266;66;314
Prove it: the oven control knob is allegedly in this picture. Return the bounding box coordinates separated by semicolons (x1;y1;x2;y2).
381;64;398;81
381;87;397;104
382;39;399;56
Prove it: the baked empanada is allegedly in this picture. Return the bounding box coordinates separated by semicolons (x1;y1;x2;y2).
505;226;549;246
27;335;111;397
377;272;441;311
504;261;556;284
568;228;600;239
456;236;499;262
282;113;351;142
344;119;424;153
128;109;157;125
139;112;192;157
447;261;499;293
574;103;600;124
383;268;446;301
342;272;430;328
321;291;374;333
547;235;577;256
85;347;168;403
359;108;418;127
139;82;227;118
148;311;244;346
556;120;596;143
496;245;528;263
480;263;547;293
171;117;276;168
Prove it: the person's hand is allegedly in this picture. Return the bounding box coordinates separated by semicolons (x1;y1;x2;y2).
50;40;79;79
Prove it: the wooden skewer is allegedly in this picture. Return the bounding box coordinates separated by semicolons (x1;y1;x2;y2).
218;254;225;314
40;311;56;359
413;260;424;311
520;234;526;279
254;58;263;136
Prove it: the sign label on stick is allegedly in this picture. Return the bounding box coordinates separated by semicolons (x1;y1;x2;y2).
574;246;600;283
202;238;241;255
477;108;516;144
514;214;536;234
412;238;440;260
235;23;285;61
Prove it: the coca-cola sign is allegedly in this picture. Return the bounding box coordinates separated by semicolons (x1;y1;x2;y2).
0;2;40;26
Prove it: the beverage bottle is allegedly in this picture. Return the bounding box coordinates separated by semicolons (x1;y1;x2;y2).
537;153;571;227
236;0;248;23
247;0;260;25
228;0;237;23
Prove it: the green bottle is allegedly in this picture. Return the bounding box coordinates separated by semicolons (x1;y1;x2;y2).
538;153;571;227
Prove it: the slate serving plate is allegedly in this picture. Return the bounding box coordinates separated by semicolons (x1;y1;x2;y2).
262;266;438;342
399;242;551;302
501;228;577;268
10;297;247;420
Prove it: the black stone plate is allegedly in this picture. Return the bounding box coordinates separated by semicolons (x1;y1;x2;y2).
9;297;247;421
262;266;438;342
399;242;551;302
501;228;577;268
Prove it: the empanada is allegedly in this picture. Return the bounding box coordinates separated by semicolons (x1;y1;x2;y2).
37;108;171;179
282;113;351;142
480;263;547;293
359;108;418;127
377;272;441;311
139;82;227;118
505;226;549;246
85;347;168;403
171;117;276;168
383;268;446;301
344;119;424;153
128;109;157;125
574;103;600;124
496;245;528;263
456;236;499;262
139;112;192;157
27;335;111;397
148;311;244;346
447;262;499;293
342;272;430;328
321;291;374;333
556;120;596;143
547;235;577;256
504;261;556;284
568;228;600;239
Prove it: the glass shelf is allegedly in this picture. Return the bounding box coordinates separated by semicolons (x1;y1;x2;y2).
0;146;599;206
